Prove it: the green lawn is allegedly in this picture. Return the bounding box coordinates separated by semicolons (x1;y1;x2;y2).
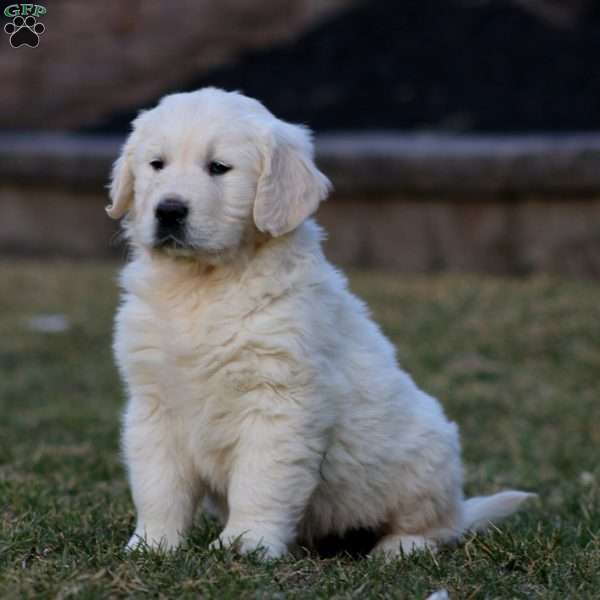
1;261;599;599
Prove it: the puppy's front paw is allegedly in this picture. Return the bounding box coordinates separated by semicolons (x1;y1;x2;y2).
126;533;145;552
210;526;287;559
125;527;182;553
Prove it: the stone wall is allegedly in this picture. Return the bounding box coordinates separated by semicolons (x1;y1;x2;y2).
1;132;599;277
317;196;600;276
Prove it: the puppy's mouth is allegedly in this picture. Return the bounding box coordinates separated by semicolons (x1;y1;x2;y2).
152;232;227;260
154;233;188;250
153;233;200;259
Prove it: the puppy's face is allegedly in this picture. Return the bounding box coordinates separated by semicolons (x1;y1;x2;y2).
107;88;331;260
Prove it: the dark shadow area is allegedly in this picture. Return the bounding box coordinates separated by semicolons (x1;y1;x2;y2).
85;0;600;134
310;528;380;559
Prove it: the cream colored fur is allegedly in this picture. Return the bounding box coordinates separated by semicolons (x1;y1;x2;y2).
108;88;533;559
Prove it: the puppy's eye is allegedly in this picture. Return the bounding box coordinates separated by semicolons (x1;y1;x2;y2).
150;159;165;171
208;161;232;176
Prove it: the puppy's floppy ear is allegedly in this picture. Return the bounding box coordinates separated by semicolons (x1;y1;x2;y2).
106;113;145;219
106;138;134;219
253;120;331;237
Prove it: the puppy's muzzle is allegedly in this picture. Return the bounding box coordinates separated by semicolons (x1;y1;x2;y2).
155;197;188;246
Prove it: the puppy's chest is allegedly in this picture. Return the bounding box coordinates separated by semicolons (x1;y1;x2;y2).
123;284;291;490
145;294;252;398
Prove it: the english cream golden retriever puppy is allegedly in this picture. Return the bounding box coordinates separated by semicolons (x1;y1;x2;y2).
108;87;533;559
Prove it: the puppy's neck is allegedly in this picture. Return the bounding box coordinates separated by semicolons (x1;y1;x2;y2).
123;220;325;305
141;226;278;278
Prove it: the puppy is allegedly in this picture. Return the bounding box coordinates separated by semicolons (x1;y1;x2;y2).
108;87;533;558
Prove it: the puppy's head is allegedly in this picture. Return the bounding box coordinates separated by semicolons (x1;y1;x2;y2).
107;88;331;260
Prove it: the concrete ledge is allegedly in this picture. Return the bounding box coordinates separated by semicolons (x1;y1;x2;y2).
2;132;600;194
318;133;600;195
0;134;120;188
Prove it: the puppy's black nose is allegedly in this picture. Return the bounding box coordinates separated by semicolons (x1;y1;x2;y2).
155;198;188;226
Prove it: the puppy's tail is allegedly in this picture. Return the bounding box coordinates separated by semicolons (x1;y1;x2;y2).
462;491;536;533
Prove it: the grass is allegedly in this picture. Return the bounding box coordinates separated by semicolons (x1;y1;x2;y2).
1;260;599;599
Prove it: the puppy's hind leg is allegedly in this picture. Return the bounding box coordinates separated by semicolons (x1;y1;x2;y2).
369;515;459;558
369;493;463;558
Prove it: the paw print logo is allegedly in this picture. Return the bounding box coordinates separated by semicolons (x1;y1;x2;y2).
4;15;45;48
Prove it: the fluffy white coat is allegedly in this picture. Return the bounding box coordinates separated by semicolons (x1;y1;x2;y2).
108;88;532;558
